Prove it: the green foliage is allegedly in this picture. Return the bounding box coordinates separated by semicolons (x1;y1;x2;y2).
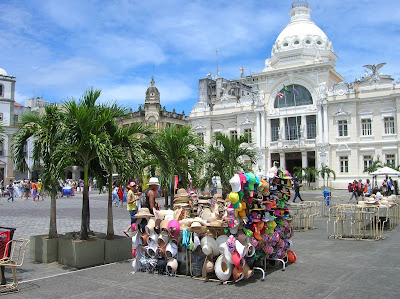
364;159;383;174
319;165;336;189
200;132;257;192
302;166;318;186
13;105;63;238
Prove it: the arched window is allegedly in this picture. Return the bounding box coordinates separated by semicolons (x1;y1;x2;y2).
274;84;313;108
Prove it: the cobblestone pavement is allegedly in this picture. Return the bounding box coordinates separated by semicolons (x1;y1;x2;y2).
1;189;399;298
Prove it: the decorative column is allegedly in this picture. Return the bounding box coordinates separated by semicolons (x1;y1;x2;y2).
317;105;323;144
280;152;285;170
323;103;329;143
280;118;286;141
301;151;307;168
261;112;266;148
301;115;307;139
256;112;261;148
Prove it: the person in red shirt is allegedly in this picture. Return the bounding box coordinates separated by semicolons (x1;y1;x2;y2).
348;180;359;203
118;185;124;207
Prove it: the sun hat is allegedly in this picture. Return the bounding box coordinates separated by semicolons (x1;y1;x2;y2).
228;192;240;204
160;220;170;236
166;258;178;275
129;181;136;187
148;177;160;186
165;241;178;258
168;220;180;237
233;266;244;282
235;240;247;258
219;242;233;264
215;255;234;281
147;242;158;258
197;199;210;204
188;221;207;234
192;233;201;251
140;233;149;246
145;218;156;235
201;236;219;257
132;232;140;247
134;208;153;219
154;218;162;234
230;174;242;192
204;259;214;274
148;232;158;245
156;246;166;258
216;235;229;246
242;263;253;280
232;251;245;270
158;233;169;247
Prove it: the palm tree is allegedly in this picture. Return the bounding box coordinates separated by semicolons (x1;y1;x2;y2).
145;125;204;208
319;165;336;189
56;88;126;240
103;121;153;239
364;158;383;174
13;105;63;238
302;166;318;187
292;166;303;180
201;132;256;195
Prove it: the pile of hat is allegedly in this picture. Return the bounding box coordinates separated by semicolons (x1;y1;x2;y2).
131;169;294;283
173;188;192;212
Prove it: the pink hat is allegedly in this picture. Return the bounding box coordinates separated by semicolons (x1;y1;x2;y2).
168;220;180;237
129;182;136;187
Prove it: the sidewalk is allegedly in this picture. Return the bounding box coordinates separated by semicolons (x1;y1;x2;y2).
1;190;400;298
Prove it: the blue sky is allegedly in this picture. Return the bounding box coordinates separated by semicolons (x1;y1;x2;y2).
1;0;399;114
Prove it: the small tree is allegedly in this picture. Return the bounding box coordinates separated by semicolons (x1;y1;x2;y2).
319;165;336;189
364;158;383;174
13;106;63;238
302;166;318;187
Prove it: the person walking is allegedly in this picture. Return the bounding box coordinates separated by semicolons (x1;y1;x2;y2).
32;180;37;202
118;184;124;207
348;180;359;203
292;177;304;202
123;182;139;237
7;180;14;202
112;182;119;207
24;180;31;200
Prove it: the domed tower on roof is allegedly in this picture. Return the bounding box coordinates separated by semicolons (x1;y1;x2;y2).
265;0;337;71
145;77;160;105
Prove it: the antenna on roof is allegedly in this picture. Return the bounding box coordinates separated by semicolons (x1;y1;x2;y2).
216;49;220;79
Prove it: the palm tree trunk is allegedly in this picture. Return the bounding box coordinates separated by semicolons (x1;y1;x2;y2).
106;173;114;239
81;164;89;240
48;190;57;238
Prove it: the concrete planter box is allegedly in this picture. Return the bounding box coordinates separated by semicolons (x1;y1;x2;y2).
30;235;61;263
102;235;132;264
58;236;105;269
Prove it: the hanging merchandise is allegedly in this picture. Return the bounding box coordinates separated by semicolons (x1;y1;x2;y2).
130;168;295;283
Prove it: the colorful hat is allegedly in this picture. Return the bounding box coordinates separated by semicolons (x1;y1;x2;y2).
232;251;245;270
229;174;242;192
233;266;244;282
168;220;180;237
245;173;257;191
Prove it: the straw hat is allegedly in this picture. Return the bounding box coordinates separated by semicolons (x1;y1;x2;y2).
134;208;153;219
175;188;189;198
199;191;212;199
188;221;207;234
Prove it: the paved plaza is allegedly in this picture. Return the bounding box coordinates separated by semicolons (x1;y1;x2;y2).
0;189;399;298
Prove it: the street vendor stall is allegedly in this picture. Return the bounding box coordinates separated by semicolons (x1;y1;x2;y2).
130;167;296;283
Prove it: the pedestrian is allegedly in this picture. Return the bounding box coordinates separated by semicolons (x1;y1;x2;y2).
143;177;161;212
387;177;394;196
381;179;388;196
123;182;139;237
38;179;45;200
20;180;24;200
24;180;31;200
292;177;304;202
7;180;14;202
348;180;359;203
118;184;124;207
112;182;119;207
32;180;37;202
363;178;372;197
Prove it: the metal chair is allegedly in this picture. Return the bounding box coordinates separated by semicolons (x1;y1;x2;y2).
0;238;30;294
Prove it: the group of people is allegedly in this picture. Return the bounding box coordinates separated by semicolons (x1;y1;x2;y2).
3;179;45;202
381;177;395;196
123;177;161;237
347;179;372;203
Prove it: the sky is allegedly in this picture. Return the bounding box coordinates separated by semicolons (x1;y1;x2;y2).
1;0;400;114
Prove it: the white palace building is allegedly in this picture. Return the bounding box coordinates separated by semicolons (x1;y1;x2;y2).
188;1;400;188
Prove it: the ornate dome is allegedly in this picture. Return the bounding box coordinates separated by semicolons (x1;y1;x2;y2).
0;67;8;76
266;1;336;70
145;77;160;104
